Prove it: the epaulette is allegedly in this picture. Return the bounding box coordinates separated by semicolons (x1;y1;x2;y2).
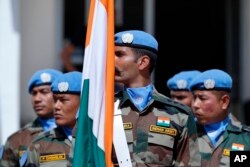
31;130;51;143
154;92;192;115
242;125;250;132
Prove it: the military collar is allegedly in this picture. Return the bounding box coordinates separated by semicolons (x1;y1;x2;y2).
226;118;243;133
115;87;165;107
196;117;242;134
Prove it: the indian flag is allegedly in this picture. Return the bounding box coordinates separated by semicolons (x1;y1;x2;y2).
73;0;114;166
156;117;170;127
232;143;245;151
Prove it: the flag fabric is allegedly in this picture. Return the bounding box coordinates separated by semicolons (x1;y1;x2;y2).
232;143;245;151
156;117;170;127
73;0;114;166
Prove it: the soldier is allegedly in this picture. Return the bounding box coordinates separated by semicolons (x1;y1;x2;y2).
112;30;201;166
20;71;82;167
0;68;62;167
189;69;250;166
167;70;201;107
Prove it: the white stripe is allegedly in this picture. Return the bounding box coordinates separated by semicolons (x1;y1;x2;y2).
113;100;132;167
82;1;107;150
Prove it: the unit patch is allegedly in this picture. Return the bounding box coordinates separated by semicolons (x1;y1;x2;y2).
123;122;133;130
40;153;66;163
150;125;177;136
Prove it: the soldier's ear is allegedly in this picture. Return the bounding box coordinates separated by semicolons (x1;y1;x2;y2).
137;55;150;71
221;94;230;110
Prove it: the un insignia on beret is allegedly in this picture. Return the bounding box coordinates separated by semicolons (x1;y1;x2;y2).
204;79;215;89
40;73;52;83
177;80;188;89
58;82;69;92
122;33;133;43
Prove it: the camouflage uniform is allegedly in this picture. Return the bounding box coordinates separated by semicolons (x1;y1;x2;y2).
21;126;73;167
67;124;77;167
112;90;201;166
0;118;44;167
197;117;250;167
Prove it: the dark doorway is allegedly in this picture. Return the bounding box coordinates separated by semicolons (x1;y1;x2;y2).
154;0;228;96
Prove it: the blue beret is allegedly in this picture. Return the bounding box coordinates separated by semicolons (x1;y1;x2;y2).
167;70;201;90
51;71;82;94
189;69;232;91
28;69;62;93
115;30;158;53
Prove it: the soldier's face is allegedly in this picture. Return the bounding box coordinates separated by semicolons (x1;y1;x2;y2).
192;90;228;125
53;94;80;128
115;46;140;87
31;85;54;119
170;90;193;107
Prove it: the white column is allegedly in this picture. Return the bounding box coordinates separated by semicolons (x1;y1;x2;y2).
20;0;63;125
0;0;21;144
144;0;155;35
144;0;156;83
240;0;250;102
239;0;250;124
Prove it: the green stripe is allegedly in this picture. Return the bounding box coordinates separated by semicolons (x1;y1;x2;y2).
73;79;106;167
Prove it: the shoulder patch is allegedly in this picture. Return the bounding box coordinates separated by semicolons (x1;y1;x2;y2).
19;151;28;167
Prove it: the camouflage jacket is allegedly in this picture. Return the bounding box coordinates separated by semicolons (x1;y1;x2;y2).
0;118;44;167
197;117;250;167
112;90;201;166
21;126;72;167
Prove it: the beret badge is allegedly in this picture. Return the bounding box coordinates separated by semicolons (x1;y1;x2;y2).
40;73;52;83
177;80;188;89
204;79;215;89
122;33;134;44
58;82;69;92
